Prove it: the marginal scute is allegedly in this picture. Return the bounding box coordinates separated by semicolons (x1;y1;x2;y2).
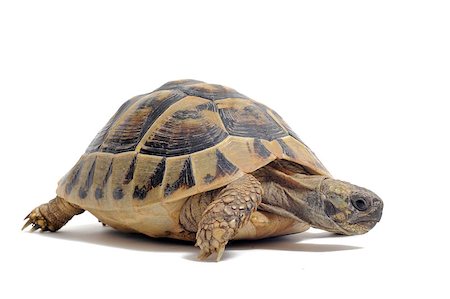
133;156;166;200
65;159;84;195
189;143;243;192
215;149;238;177
164;157;196;197
277;139;296;159
275;136;329;176
215;137;276;173
79;158;96;199
123;155;137;185
107;154;138;201
253;138;272;159
93;156;114;200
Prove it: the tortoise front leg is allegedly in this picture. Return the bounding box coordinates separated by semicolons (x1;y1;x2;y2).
196;174;262;261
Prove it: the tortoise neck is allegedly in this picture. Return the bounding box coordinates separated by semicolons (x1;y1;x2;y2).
254;163;330;226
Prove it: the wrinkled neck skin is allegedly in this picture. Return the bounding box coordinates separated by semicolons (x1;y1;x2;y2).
254;164;345;234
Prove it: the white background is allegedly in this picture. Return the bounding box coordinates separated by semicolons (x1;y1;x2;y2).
1;1;449;298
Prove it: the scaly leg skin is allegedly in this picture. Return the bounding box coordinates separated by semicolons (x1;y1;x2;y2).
22;196;84;232
196;174;262;261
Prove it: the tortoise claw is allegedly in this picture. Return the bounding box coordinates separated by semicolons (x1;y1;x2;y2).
196;244;226;261
23;213;31;221
29;225;40;232
216;246;225;262
21;218;33;231
197;250;211;261
195;230;228;262
21;208;48;232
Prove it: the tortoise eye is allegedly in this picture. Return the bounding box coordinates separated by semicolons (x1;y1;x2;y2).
351;197;369;211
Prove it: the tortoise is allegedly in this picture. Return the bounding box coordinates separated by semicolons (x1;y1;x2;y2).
23;79;383;261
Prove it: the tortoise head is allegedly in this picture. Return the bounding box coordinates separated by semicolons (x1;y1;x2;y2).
311;179;383;235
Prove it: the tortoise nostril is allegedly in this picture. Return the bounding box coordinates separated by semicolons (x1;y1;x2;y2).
352;197;369;211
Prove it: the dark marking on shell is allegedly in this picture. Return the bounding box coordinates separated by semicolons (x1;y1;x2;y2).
79;158;96;199
85;97;141;153
203;173;215;184
123;155;137;185
139;103;228;157
196;102;217;112
95;160;113;200
246;142;252;153
215;149;238;177
99;90;186;154
140;127;228;157
134;91;186;141
253;139;272;158
219;102;288;140
103;160;113;185
277;139;296;158
95;188;104;200
133;158;166;200
65;160;84;195
149;158;166;188
171;109;202;120
113;187;124;200
164;157;196;196
78;189;87;199
133;186;147;200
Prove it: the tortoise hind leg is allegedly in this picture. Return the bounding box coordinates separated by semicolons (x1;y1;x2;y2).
22;196;84;232
196;174;262;261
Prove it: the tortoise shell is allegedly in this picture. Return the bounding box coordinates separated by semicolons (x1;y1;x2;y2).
56;80;329;237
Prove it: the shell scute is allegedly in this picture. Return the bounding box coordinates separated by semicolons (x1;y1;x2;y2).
215;98;288;141
138;96;228;157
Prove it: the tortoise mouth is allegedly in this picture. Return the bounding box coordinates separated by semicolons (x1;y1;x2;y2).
329;218;379;235
350;219;378;226
353;220;377;229
344;221;377;235
349;207;383;225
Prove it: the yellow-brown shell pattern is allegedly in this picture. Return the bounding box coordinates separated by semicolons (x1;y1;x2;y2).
57;80;330;210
